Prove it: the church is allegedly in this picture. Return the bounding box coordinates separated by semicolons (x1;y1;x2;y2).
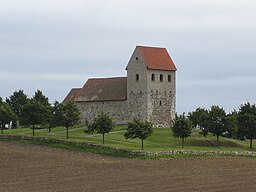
64;45;177;127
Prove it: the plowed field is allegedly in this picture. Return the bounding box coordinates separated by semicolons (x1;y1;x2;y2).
1;141;256;192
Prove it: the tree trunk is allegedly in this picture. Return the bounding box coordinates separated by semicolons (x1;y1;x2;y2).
103;133;105;144
66;127;69;139
32;124;35;136
250;138;253;149
141;139;144;150
217;135;219;147
182;138;184;148
1;125;3;135
48;127;51;133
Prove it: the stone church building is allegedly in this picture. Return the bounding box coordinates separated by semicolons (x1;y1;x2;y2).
64;45;177;127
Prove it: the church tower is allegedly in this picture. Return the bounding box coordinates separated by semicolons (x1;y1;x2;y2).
126;46;177;127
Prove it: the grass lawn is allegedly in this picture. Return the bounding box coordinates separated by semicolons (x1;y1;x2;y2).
2;125;256;152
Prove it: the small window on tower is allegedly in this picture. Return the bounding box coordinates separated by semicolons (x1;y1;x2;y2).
151;74;155;81
160;100;162;106
160;74;163;82
136;57;138;61
136;74;139;81
168;75;171;82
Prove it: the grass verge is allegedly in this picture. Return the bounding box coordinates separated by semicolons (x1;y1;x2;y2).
1;137;256;159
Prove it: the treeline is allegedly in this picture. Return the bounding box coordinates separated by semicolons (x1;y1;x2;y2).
0;90;80;137
1;90;256;150
172;104;256;149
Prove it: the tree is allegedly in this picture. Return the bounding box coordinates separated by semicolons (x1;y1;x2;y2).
237;102;256;149
21;100;50;136
188;107;209;135
48;101;60;132
33;90;50;107
0;102;17;134
85;113;114;144
124;119;153;150
224;110;238;139
171;114;192;148
6;90;28;127
52;101;80;139
32;90;52;130
207;105;227;147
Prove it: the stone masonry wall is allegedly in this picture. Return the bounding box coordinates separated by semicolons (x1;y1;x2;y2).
147;70;176;127
76;100;128;125
126;47;148;122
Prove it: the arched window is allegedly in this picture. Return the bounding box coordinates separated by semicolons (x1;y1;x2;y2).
168;74;171;82
160;100;162;106
151;74;155;81
136;74;139;81
160;74;163;82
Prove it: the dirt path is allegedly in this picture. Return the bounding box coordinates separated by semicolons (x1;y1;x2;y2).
1;141;256;192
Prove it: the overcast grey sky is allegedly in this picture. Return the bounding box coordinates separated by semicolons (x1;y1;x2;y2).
0;0;256;113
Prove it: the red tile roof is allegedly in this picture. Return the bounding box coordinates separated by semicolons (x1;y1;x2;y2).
137;46;177;71
63;88;81;103
75;77;127;102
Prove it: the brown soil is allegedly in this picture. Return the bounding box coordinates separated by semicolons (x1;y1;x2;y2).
1;141;256;192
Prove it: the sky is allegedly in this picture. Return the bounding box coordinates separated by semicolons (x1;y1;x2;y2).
0;0;256;113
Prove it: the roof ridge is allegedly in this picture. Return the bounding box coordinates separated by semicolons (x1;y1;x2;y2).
136;45;166;49
88;77;127;80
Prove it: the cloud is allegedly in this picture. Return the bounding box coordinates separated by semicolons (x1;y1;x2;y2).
0;0;256;112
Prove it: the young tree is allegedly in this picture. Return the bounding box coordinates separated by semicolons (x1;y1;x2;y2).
207;105;227;147
171;114;192;148
6;90;29;127
237;102;256;149
21;100;50;136
124;119;153;150
85;113;114;144
53;101;80;139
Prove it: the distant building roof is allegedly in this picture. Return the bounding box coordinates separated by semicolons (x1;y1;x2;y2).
75;77;127;102
63;88;81;103
137;46;177;71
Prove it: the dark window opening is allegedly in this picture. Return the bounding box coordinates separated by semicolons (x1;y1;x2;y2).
160;74;163;82
160;100;162;106
151;74;155;81
136;57;138;61
136;74;139;81
168;75;171;82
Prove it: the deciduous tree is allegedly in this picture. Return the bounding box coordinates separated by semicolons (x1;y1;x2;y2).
188;107;209;135
207;105;227;147
225;110;238;139
33;90;50;107
52;101;80;139
6;90;28;127
21;100;50;136
171;114;192;148
85;113;114;144
0;102;17;134
124;119;153;150
237;102;256;149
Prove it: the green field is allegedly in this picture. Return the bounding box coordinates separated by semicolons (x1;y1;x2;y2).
2;125;256;152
